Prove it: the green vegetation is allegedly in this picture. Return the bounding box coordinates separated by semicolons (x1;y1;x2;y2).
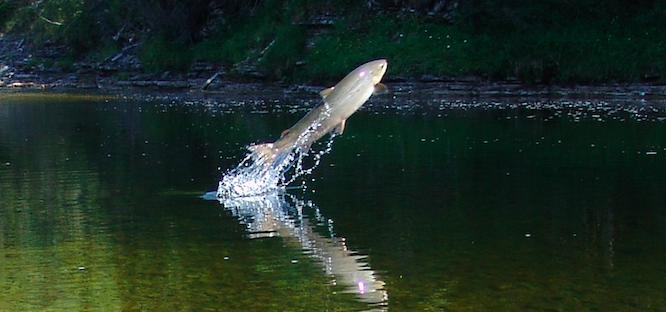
141;34;193;73
2;0;666;84
191;0;311;80
0;1;16;29
300;7;666;84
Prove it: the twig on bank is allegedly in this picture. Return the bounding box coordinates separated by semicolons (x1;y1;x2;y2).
200;72;220;90
38;15;62;26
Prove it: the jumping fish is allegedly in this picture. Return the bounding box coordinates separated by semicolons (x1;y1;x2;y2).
248;59;388;166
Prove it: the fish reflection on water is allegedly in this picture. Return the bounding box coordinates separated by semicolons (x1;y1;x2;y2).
209;192;389;310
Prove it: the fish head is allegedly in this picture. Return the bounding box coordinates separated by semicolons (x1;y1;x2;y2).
323;59;388;99
357;59;388;85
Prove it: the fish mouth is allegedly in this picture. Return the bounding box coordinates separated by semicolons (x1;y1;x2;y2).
371;59;388;84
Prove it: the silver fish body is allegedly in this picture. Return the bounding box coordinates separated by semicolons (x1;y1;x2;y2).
249;59;388;166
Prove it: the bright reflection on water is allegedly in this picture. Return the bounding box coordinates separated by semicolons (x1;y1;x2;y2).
0;92;665;311
208;192;388;309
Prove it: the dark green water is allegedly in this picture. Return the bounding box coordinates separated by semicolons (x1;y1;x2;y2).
0;92;665;311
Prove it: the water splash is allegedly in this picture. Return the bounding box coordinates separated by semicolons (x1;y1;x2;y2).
216;134;336;199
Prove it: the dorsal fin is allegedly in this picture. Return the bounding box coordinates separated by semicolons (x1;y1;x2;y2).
319;87;334;99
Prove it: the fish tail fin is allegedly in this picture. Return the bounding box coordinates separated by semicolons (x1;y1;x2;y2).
248;142;293;170
247;143;277;165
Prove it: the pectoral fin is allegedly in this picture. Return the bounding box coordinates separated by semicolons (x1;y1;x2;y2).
373;83;388;95
280;129;291;138
332;119;346;135
297;142;313;154
319;87;334;99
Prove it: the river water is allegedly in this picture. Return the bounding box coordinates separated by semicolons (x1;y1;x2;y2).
0;90;665;311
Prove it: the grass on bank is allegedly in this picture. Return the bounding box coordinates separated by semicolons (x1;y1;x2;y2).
141;13;666;84
192;16;307;80
299;15;666;84
194;11;666;85
3;0;666;85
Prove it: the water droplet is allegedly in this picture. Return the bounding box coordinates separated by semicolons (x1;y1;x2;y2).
217;132;337;199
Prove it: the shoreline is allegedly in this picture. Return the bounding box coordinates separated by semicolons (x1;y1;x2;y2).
2;31;666;102
3;74;666;101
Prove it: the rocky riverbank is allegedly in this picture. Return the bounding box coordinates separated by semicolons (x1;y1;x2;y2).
3;34;666;100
